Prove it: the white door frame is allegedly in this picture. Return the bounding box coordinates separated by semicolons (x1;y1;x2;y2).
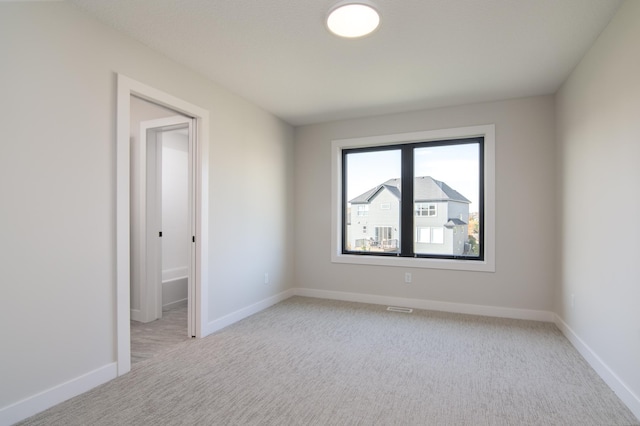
116;74;209;376
138;117;193;325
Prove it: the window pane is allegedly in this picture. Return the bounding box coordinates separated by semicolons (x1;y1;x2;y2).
345;150;401;253
432;227;444;244
416;227;430;243
413;143;480;256
415;202;437;216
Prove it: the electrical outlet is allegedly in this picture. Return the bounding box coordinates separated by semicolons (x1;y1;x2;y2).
404;272;412;283
264;273;269;285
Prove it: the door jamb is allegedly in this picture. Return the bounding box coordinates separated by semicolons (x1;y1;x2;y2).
116;74;209;376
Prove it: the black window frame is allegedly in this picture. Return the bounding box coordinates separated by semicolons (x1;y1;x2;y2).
341;137;484;261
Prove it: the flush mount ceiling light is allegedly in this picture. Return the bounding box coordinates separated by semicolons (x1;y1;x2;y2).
326;1;380;38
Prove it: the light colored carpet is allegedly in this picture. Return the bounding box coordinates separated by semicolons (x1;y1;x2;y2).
130;303;190;365
19;297;639;425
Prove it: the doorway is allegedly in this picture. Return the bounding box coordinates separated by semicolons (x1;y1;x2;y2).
130;115;194;364
131;113;194;324
146;122;192;323
116;74;210;376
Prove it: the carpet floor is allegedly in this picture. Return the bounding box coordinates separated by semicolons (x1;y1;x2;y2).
18;297;639;425
130;303;190;365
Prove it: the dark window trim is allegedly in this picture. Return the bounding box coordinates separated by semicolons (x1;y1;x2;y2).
341;137;484;261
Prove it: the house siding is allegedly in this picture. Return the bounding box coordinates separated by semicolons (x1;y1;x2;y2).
349;189;399;250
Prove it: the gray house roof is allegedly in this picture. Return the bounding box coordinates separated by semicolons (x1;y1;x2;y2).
350;176;470;204
444;218;468;227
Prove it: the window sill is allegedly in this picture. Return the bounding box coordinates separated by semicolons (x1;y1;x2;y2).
331;252;495;273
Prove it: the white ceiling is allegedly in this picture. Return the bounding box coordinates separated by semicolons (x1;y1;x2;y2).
68;0;622;126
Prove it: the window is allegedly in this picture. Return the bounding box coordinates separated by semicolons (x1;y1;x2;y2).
415;203;437;216
356;205;369;216
432;227;444;244
344;149;401;254
374;226;397;250
332;125;495;272
416;227;445;244
343;138;481;259
416;227;429;243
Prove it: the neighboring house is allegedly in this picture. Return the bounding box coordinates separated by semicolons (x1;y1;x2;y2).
348;176;472;255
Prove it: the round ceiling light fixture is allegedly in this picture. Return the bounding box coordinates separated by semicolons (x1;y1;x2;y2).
326;1;380;38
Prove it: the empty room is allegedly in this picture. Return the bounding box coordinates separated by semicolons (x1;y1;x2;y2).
1;0;639;425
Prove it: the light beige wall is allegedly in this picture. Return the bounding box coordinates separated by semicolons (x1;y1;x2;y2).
556;0;640;412
294;96;556;311
0;2;294;409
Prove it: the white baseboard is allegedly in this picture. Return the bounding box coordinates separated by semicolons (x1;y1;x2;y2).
162;277;188;309
203;289;295;336
0;363;117;426
293;288;555;322
162;266;188;282
163;298;187;311
554;315;640;421
130;308;143;322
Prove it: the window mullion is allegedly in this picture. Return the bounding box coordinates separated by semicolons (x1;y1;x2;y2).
400;145;414;256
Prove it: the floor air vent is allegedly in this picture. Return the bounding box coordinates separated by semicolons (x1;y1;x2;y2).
386;306;413;313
